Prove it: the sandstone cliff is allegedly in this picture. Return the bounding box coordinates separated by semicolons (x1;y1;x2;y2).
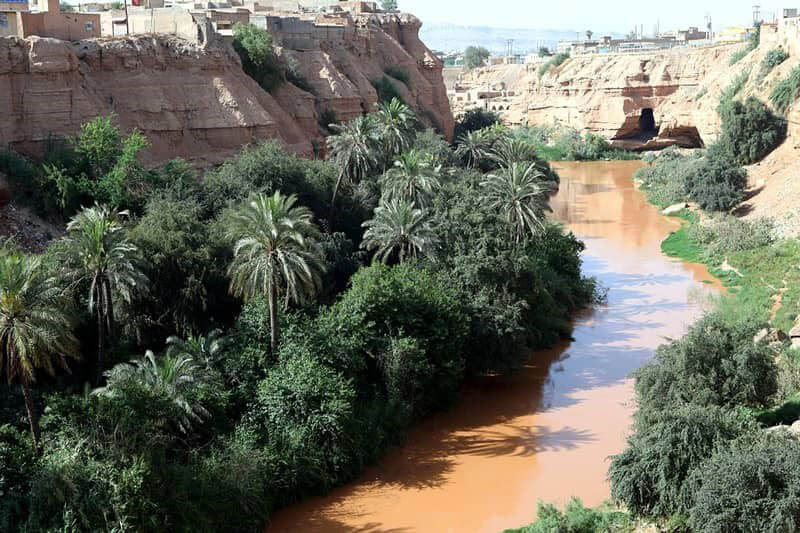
451;21;800;232
0;12;453;167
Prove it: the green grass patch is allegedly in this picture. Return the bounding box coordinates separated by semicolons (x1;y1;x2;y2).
756;392;800;426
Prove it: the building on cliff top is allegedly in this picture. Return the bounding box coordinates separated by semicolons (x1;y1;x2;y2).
1;0;100;38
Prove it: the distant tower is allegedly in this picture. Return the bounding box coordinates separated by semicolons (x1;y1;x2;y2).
753;4;761;25
705;13;713;39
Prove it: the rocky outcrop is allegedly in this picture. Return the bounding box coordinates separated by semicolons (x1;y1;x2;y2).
453;44;740;149
0;12;453;167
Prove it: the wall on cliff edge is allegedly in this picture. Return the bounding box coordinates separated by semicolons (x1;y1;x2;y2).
0;11;454;167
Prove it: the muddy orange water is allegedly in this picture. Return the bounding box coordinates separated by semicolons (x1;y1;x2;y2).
267;161;720;533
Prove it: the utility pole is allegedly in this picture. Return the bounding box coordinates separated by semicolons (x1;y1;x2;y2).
753;4;761;25
124;0;129;35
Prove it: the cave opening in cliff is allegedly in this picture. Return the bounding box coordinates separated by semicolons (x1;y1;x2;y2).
639;108;657;136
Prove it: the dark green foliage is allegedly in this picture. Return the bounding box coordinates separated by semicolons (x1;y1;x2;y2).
634;312;777;412
770;65;800;114
412;128;455;167
689;434;800;533
539;52;570;76
372;75;405;103
245;352;357;494
683;149;748;211
384;65;410;86
0;425;35;531
453;108;501;140
538;46;552;57
758;47;789;80
506;498;632;533
1;104;600;532
609;404;756;518
232;23;283;93
464;45;490;69
717;96;786;165
609;311;777;520
126;197;224;341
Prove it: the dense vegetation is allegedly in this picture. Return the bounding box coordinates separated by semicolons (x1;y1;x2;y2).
637;88;784;211
0;101;599;530
604;72;800;531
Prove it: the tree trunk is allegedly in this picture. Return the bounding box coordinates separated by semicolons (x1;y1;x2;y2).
95;285;105;386
268;278;279;355
104;279;115;346
21;382;42;456
328;169;345;232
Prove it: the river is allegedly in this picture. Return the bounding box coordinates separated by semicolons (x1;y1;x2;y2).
267;160;720;533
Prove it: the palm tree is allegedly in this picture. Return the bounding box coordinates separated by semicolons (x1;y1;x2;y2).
166;329;228;370
0;249;79;453
94;350;209;434
375;98;416;162
326;115;380;226
380;150;442;208
481;162;551;244
226;192;325;354
362;199;436;264
454;129;494;169
61;205;147;385
489;137;540;167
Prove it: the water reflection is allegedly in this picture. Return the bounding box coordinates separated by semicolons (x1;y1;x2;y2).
267;160;719;533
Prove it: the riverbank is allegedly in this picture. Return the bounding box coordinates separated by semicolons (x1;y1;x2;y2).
268;160;719;532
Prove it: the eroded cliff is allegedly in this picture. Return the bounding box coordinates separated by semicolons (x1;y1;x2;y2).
0;12;453;167
451;21;800;229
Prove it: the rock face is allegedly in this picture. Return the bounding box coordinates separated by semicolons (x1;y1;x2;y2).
0;12;453;167
453;44;739;149
449;21;800;234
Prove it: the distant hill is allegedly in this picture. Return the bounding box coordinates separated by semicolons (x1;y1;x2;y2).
418;23;620;55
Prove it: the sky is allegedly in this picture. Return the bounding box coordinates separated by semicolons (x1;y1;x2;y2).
399;0;789;33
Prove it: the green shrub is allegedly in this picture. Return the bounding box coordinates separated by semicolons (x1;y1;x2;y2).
634;311;777;412
412;128;455;167
634;148;698;208
717;96;786;165
539;52;570;76
770;65;800;114
454;108;501;139
0;425;35;531
506;498;632;533
464;45;490;69
688;433;800;533
246;352;357;493
687;214;774;257
372;75;405;103
684;150;748;211
232;23;283;93
608;404;756;517
758;47;789;80
384;65;410;86
718;69;750;106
